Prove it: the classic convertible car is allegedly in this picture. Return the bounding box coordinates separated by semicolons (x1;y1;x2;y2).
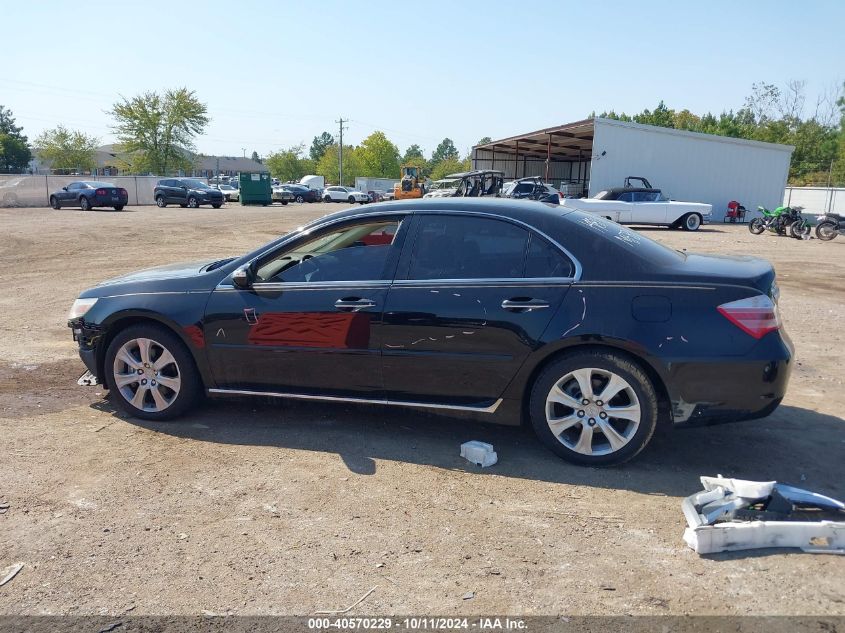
561;177;712;231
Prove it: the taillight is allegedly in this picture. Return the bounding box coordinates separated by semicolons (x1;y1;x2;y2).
717;295;780;339
95;188;107;195
119;188;127;196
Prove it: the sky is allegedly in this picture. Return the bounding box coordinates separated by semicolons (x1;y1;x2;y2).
3;0;843;160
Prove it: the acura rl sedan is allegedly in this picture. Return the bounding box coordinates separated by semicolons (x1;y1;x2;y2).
67;199;792;465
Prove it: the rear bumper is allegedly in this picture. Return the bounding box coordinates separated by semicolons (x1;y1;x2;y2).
667;333;793;426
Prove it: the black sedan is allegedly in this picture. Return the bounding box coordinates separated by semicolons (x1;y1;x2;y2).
50;181;128;211
66;199;792;466
283;184;321;203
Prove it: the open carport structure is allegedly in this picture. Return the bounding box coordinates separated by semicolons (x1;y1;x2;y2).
472;117;794;219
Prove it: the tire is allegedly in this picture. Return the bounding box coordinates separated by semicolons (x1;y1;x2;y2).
815;221;839;241
295;195;304;203
156;196;167;208
212;203;222;209
324;196;332;203
114;205;124;211
348;196;356;203
748;217;765;235
180;203;188;208
282;201;288;205
104;323;201;421
79;196;91;211
789;220;810;239
528;350;658;466
682;213;702;231
50;196;60;210
187;196;199;208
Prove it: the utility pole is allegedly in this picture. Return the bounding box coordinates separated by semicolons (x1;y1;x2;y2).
336;117;348;185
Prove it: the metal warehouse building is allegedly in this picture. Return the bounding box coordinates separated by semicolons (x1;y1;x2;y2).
472;118;794;220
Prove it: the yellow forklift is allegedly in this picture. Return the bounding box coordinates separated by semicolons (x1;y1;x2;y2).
393;164;424;200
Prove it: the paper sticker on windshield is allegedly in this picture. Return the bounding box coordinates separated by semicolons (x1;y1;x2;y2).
251;173;260;181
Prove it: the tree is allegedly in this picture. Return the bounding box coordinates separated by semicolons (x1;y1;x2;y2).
265;144;310;182
402;144;425;162
316;144;361;186
34;125;99;173
309;131;335;162
251;150;261;163
429;156;469;181
477;136;492;145
0;105;32;173
430;138;459;164
356;131;400;178
110;88;209;175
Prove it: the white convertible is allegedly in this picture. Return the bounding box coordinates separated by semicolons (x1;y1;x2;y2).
561;177;712;231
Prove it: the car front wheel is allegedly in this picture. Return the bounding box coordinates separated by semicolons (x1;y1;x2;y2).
50;196;60;209
682;213;702;231
295;195;304;203
528;350;658;466
104;324;201;421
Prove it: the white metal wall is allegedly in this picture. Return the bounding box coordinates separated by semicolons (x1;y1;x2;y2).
590;119;793;220
783;187;844;215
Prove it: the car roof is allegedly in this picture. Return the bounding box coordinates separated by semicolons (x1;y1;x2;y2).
603;187;661;194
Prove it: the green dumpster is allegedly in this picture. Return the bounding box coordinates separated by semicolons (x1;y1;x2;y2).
239;171;272;206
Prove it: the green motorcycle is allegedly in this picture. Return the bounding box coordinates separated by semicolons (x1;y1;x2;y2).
749;205;793;236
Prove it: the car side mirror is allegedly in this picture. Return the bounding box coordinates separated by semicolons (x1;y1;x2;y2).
62;186;68;191
232;266;252;289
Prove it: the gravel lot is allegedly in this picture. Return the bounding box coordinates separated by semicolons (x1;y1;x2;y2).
0;203;843;616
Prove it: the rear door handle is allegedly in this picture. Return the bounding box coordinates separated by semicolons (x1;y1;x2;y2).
335;297;377;311
501;298;550;312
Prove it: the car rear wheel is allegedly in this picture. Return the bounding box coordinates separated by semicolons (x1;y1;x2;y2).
212;203;222;209
79;196;91;211
114;205;124;211
324;195;332;203
156;196;167;208
528;351;658;466
50;196;60;209
104;324;201;421
682;213;702;231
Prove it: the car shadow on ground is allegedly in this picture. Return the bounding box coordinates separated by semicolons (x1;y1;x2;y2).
100;397;844;499
630;226;725;234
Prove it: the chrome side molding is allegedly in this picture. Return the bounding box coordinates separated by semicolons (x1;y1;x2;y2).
207;388;503;414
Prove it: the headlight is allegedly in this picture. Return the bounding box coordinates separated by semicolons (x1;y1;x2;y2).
67;297;98;320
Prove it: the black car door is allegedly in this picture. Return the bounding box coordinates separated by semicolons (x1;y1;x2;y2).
380;213;574;408
202;213;410;397
61;182;80;204
169;180;186;204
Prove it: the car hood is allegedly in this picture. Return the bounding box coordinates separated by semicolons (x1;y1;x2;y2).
95;260;217;287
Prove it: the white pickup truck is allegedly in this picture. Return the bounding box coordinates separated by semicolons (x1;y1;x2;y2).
561;177;712;231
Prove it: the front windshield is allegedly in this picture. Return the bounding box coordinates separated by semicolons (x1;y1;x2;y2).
182;179;211;189
429;179;460;191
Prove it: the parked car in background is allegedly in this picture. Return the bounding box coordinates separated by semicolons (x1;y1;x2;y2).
367;190;383;203
214;184;240;202
503;177;561;201
381;189;395;201
323;186;369;204
271;186;294;205
282;184;320;203
67;199;792;466
423;178;461;199
561;177;712;231
154;179;224;209
50;181;128;211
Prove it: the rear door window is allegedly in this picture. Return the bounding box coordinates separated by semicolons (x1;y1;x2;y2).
525;234;574;278
407;215;529;280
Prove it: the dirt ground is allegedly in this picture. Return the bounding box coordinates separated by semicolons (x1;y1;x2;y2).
0;203;843;617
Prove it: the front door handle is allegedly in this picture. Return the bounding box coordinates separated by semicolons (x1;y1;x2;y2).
334;297;377;312
501;298;550;312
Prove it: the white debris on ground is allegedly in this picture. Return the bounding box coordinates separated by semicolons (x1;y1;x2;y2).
460;441;498;468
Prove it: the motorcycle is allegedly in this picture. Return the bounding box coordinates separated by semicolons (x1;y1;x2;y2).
749;205;794;236
815;213;843;241
786;207;811;239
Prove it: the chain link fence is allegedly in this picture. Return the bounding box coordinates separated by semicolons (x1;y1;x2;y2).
0;175;209;208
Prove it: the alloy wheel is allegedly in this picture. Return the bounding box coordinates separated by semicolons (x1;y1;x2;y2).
545;367;641;456
112;337;181;413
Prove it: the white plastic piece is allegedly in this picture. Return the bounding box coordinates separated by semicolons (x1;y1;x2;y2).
460;441;497;468
684;520;845;555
